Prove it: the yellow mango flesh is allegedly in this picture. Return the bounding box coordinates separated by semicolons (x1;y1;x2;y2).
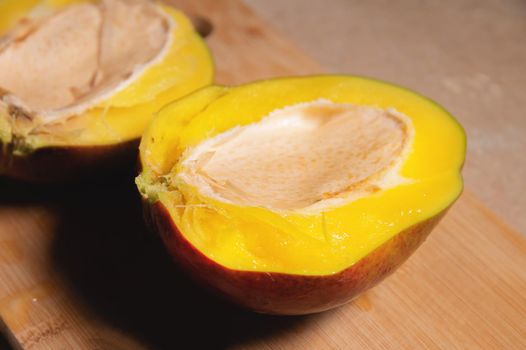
138;76;465;275
0;0;213;148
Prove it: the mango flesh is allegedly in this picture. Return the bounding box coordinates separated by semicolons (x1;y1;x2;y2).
147;201;444;314
0;0;213;180
138;76;465;276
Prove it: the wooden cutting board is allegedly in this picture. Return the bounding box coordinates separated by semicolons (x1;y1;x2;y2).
1;0;525;349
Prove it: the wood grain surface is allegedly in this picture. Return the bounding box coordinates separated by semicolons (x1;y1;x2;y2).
1;0;525;349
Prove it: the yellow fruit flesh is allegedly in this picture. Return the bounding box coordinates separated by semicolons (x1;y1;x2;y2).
138;76;465;275
0;1;213;148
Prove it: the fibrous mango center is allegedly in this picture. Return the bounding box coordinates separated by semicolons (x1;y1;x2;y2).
0;0;170;121
178;101;412;212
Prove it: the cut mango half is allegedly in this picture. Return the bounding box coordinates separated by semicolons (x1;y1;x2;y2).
0;0;213;181
138;75;465;314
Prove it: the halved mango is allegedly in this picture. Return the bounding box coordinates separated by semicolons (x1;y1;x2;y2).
0;0;213;181
137;75;465;315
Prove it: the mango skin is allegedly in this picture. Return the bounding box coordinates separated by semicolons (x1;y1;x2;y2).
145;199;445;315
0;139;138;182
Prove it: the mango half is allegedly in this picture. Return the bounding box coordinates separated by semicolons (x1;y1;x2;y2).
0;0;213;181
137;75;466;315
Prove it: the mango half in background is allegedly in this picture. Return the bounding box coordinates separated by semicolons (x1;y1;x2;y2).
137;75;466;315
0;0;213;181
